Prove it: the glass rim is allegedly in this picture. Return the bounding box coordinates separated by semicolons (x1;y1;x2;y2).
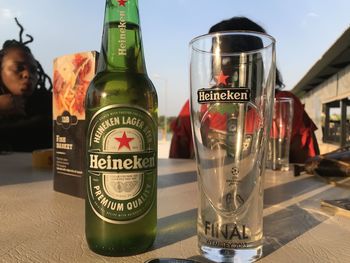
189;30;275;55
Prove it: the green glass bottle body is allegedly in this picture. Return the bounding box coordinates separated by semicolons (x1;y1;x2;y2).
85;0;158;256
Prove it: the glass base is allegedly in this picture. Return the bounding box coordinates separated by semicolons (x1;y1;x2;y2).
200;244;262;263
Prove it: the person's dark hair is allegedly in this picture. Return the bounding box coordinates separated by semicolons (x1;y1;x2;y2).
0;18;52;91
209;16;284;88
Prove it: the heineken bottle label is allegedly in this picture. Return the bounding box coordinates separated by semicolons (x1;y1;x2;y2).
87;105;157;224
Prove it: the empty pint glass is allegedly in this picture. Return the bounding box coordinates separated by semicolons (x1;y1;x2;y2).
266;97;294;171
189;32;276;262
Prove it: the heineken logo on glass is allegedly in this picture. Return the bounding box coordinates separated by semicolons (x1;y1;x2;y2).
197;88;250;104
197;70;251;104
216;71;230;85
87;106;157;224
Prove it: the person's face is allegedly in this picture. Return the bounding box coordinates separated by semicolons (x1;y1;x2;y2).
0;47;38;96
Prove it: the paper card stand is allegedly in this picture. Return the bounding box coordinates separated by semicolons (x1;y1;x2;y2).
53;51;99;198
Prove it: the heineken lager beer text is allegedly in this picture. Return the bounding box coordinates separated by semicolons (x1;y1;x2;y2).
85;0;158;256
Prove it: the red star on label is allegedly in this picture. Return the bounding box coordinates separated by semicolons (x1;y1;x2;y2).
115;132;134;150
215;71;229;85
117;0;127;6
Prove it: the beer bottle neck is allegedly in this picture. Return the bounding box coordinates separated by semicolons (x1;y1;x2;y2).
97;0;147;73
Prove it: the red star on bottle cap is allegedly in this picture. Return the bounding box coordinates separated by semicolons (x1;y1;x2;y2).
115;132;134;150
117;0;127;6
215;71;229;85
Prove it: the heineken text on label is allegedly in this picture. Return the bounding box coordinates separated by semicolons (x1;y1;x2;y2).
118;10;127;55
89;152;155;171
116;0;128;56
197;88;250;104
87;106;157;223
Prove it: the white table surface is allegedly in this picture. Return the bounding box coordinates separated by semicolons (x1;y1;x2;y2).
1;152;350;263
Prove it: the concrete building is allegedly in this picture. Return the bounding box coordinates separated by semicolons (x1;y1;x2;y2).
291;27;350;154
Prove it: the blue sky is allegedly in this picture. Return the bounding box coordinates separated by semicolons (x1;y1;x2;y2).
1;0;350;116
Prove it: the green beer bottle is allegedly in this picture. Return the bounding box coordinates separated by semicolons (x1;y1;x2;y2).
85;0;158;256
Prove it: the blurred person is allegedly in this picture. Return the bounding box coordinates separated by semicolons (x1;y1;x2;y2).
0;18;52;152
169;16;319;163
